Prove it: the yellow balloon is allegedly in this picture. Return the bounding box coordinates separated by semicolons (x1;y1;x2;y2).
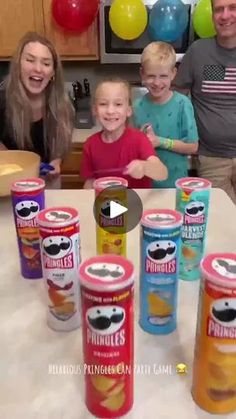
109;0;148;41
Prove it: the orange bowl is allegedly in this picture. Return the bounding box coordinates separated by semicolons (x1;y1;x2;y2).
0;150;40;196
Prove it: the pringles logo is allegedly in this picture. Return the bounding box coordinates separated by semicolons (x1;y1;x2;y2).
42;235;73;269
184;201;205;225
207;298;236;339
99;199;124;227
182;201;206;240
86;305;126;347
85;262;126;347
145;240;177;274
15;200;39;227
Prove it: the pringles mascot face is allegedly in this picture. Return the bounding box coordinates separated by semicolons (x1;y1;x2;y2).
15;200;39;221
147;240;177;264
86;305;125;335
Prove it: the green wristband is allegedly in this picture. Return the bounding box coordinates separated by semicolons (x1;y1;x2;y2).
168;139;174;150
159;137;174;150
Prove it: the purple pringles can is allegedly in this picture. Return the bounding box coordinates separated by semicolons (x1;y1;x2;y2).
11;178;45;279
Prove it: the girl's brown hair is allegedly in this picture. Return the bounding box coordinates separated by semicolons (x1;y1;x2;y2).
4;31;74;160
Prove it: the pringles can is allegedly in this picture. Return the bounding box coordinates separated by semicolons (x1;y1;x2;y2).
94;177;128;257
79;254;134;418
140;209;183;335
11;178;45;279
175;177;212;281
38;207;81;331
192;253;236;414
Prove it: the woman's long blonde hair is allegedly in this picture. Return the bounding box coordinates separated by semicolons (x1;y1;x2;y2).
5;32;74;160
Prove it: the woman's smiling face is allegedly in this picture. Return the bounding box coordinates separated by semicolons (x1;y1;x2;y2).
20;41;54;97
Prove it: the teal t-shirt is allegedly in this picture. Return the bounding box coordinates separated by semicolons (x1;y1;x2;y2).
133;91;198;188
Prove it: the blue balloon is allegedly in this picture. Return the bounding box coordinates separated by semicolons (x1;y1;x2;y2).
148;0;189;43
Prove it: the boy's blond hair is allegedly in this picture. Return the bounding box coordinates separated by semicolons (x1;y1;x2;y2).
94;77;132;105
141;42;176;70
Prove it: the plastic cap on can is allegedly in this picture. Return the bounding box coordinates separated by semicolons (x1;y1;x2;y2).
141;209;183;229
37;206;79;228
79;255;134;291
201;253;236;288
11;177;45;193
93;177;128;193
175;177;212;190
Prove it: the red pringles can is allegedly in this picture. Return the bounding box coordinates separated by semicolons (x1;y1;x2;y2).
38;207;81;331
79;255;134;418
11;178;45;279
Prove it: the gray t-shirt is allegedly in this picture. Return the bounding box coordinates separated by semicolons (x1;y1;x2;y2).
174;38;236;157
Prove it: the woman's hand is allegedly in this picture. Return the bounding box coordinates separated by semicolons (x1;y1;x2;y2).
123;160;145;179
47;158;61;177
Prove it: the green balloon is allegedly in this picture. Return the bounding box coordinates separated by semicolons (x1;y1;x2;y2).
193;0;216;38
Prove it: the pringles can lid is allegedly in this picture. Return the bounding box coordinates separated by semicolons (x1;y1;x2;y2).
11;178;45;194
201;253;236;289
37;206;79;228
141;209;183;229
93;176;128;193
79;255;134;292
175;177;212;190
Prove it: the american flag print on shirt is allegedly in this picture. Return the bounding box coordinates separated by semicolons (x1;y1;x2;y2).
201;65;236;94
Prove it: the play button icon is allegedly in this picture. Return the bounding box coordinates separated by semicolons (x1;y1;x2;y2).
93;183;143;234
110;200;128;219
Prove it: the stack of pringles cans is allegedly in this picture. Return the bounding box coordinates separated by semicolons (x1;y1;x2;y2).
10;174;236;416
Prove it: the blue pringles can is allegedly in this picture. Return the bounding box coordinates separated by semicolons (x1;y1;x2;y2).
175;177;212;281
139;209;183;335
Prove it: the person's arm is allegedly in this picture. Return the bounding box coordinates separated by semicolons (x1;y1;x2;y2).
0;142;7;150
144;155;168;180
172;43;195;92
83;179;95;189
48;158;62;176
145;95;199;155
124;156;168;181
0;90;10;151
124;131;168;181
146;126;198;155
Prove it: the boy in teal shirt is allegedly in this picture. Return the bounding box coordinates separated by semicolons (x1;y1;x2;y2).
133;41;199;188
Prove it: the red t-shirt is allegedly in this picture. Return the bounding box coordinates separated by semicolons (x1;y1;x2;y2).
80;126;156;188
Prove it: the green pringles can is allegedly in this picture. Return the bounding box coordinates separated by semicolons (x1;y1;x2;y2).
175;177;212;281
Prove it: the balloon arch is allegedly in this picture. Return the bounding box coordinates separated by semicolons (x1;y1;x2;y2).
51;0;216;41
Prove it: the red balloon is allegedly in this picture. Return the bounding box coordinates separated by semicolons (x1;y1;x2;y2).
52;0;100;33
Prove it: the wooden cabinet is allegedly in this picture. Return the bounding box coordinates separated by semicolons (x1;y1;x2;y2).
0;0;99;60
0;0;44;57
61;143;84;189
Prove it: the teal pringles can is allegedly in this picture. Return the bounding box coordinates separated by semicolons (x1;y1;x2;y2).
175;177;212;281
139;209;183;335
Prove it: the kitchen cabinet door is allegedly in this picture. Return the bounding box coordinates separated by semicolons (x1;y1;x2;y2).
61;143;84;189
0;0;44;58
42;0;99;60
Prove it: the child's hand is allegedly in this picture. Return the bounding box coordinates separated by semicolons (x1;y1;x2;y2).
145;124;160;148
123;160;145;179
141;123;151;133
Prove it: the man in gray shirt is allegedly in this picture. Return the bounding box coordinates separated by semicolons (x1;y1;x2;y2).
174;0;236;204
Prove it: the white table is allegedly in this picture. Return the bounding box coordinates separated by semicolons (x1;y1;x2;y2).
0;188;235;419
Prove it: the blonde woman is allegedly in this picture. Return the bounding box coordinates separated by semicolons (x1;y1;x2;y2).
0;31;74;186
